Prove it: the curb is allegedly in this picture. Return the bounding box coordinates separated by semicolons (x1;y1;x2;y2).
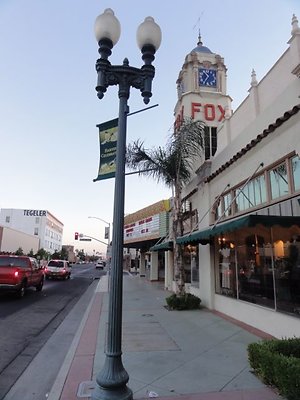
47;276;108;400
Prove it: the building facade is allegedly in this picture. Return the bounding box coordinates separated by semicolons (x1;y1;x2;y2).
0;208;64;254
123;200;171;281
62;245;76;263
172;15;300;338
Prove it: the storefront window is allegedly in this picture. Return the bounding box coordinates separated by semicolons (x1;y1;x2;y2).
215;234;237;298
291;155;300;191
182;244;199;285
183;246;191;283
270;162;289;199
272;228;300;315
214;225;300;317
190;245;199;287
236;229;275;309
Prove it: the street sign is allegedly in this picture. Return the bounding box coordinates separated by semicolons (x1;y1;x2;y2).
80;238;92;241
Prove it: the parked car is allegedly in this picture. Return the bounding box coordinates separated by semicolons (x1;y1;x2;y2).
45;260;71;280
95;261;105;269
0;255;44;298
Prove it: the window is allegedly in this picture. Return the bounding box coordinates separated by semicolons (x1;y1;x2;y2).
5;216;10;223
204;126;217;160
223;193;232;217
253;175;267;205
212;157;296;222
291;155;300;191
34;228;39;236
214;226;300;317
35;217;40;224
177;80;185;98
0;257;29;268
190;245;199;287
215;234;236;298
235;175;267;213
270;162;289;199
48;260;64;268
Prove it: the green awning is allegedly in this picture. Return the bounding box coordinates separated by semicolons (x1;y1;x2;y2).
176;215;300;245
150;240;173;252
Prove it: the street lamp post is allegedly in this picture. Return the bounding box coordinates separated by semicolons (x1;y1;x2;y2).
92;8;161;400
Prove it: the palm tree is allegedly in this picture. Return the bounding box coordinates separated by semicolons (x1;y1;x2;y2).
126;118;205;295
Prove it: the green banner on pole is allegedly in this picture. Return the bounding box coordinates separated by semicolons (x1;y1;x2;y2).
94;118;118;182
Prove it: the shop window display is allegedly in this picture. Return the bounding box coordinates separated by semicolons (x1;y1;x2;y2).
237;232;275;309
272;229;300;315
183;244;199;285
190;245;199;287
214;225;300;317
215;235;236;298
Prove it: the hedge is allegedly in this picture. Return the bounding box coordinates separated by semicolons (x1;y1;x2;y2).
165;293;201;310
248;337;300;400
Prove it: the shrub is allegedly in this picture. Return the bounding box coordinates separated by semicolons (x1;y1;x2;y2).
166;293;201;310
248;337;300;400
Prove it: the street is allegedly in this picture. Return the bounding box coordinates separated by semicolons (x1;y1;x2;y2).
0;262;105;400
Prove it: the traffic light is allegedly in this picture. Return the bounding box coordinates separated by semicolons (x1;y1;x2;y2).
75;232;79;240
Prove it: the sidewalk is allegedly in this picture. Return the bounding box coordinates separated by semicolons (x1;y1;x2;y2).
48;274;284;400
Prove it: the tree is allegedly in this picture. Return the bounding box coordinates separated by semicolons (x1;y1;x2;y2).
76;249;86;261
51;250;61;259
126;118;205;295
27;249;34;257
15;247;24;256
35;248;51;261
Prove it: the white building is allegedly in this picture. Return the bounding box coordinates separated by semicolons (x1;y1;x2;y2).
0;208;64;254
171;14;300;338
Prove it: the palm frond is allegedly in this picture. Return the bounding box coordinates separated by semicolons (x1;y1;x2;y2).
126;118;206;188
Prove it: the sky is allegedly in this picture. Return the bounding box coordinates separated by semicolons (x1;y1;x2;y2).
0;0;299;255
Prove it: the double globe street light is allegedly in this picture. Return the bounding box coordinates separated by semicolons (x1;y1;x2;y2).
92;9;161;400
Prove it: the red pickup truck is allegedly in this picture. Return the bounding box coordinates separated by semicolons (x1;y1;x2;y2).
0;255;44;298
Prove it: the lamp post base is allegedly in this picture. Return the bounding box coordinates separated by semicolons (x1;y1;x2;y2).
91;354;133;400
92;384;133;400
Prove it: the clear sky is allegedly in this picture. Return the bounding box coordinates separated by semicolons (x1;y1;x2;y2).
0;0;299;255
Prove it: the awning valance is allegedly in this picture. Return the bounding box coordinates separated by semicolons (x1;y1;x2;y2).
150;240;173;252
176;215;300;245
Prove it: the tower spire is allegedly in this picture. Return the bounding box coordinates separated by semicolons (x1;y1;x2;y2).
197;29;203;46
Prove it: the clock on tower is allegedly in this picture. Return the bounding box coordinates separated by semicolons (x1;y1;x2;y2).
199;68;217;87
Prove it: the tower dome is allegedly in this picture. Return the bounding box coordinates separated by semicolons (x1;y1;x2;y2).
191;35;212;54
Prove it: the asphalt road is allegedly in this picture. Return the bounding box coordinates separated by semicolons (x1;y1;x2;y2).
0;262;105;400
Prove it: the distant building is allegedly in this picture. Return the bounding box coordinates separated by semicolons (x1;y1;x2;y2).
123;199;171;280
62;245;76;263
0;208;64;254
